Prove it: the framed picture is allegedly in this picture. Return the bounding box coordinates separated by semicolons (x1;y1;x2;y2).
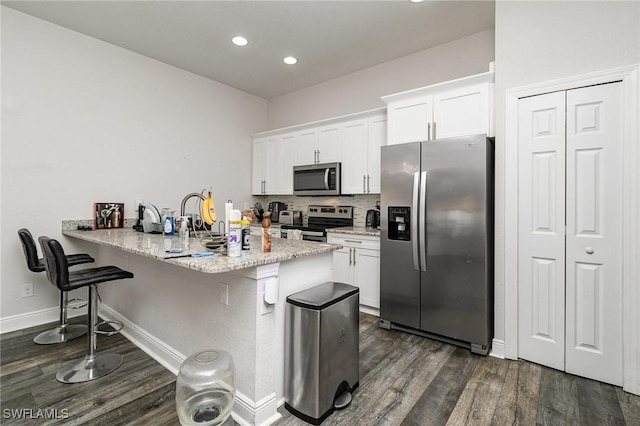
94;203;125;229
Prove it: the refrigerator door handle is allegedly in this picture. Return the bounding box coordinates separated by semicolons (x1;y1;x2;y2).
419;171;427;272
412;172;420;271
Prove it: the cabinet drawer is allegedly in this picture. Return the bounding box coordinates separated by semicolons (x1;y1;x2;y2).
327;234;379;250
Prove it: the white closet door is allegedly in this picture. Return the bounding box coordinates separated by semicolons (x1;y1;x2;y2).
565;83;623;385
517;91;566;370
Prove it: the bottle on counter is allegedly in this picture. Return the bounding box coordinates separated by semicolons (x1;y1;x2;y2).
162;208;175;236
227;210;242;258
262;212;272;253
241;215;251;251
179;216;189;250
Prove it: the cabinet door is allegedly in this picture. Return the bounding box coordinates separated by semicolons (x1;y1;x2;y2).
263;137;280;194
332;248;353;284
317;125;341;163
366;115;386;194
387;96;431;145
433;83;490;139
295;129;317;165
354;248;380;309
340;119;368;194
252;138;268;195
277;133;296;194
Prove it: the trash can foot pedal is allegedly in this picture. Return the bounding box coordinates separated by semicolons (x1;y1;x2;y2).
334;391;352;410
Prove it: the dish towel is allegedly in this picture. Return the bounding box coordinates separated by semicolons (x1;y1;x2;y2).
287;229;303;240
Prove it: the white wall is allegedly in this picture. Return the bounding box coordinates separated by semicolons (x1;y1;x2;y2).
0;7;267;320
493;1;640;341
267;29;494;129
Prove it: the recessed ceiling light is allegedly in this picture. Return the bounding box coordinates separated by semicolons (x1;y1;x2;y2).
409;0;424;3
232;36;248;46
283;56;298;65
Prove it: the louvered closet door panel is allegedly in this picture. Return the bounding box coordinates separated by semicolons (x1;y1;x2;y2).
565;83;623;386
517;91;566;370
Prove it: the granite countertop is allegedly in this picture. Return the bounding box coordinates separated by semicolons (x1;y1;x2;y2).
62;227;341;274
250;223;282;229
327;226;380;237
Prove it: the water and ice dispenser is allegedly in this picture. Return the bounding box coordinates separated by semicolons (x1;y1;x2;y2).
387;207;411;241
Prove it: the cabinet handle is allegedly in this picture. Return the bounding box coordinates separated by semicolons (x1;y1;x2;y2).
316;150;320;164
363;175;366;193
344;239;363;244
427;122;431;141
353;248;357;266
367;175;370;193
433;121;436;140
349;247;353;265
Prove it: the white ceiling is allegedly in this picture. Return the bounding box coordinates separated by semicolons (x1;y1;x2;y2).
2;1;495;99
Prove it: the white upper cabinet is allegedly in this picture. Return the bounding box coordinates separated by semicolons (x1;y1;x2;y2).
316;125;341;164
294;125;341;166
252;133;295;195
383;71;494;145
341;113;386;194
253;108;387;196
295;129;318;165
251;137;268;195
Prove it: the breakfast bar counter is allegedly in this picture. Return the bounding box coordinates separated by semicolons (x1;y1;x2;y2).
62;228;340;274
62;224;341;426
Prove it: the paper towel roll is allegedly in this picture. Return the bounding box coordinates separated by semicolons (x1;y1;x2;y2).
225;200;233;235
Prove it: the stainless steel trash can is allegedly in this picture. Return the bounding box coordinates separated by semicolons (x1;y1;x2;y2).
284;282;359;425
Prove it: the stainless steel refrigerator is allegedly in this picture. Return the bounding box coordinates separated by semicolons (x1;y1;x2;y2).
380;134;493;355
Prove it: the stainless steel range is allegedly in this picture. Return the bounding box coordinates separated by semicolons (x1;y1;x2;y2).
280;205;353;242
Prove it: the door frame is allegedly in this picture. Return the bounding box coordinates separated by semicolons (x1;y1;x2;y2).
504;64;639;395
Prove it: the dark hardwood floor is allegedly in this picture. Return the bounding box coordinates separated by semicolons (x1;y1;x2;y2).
2;314;639;425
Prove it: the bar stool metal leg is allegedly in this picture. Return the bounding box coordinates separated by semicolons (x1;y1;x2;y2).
56;285;123;384
33;291;87;345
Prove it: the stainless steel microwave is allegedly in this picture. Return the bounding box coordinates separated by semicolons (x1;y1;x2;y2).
293;162;341;196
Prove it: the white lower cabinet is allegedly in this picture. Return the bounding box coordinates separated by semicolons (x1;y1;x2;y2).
328;234;380;312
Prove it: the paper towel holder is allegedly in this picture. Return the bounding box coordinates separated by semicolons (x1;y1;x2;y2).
264;277;279;305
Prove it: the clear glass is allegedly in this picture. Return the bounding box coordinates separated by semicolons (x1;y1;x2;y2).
176;350;235;426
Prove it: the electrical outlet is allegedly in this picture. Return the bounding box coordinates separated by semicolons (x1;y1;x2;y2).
22;283;34;298
219;283;229;306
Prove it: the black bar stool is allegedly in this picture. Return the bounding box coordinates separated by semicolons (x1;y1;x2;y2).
18;228;95;345
39;236;134;384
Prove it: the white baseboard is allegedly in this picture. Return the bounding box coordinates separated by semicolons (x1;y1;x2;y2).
232;391;281;426
490;338;505;359
98;304;185;375
359;305;380;317
0;305;87;334
98;304;280;426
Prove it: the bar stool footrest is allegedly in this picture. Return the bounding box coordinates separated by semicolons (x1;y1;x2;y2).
65;297;88;310
94;320;123;336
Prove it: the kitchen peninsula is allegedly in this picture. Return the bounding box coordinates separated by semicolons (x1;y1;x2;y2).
62;224;341;426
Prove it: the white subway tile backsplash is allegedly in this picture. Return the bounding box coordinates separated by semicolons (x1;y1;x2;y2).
256;195;380;227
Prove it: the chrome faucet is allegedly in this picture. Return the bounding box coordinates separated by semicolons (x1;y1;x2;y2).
180;192;205;218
